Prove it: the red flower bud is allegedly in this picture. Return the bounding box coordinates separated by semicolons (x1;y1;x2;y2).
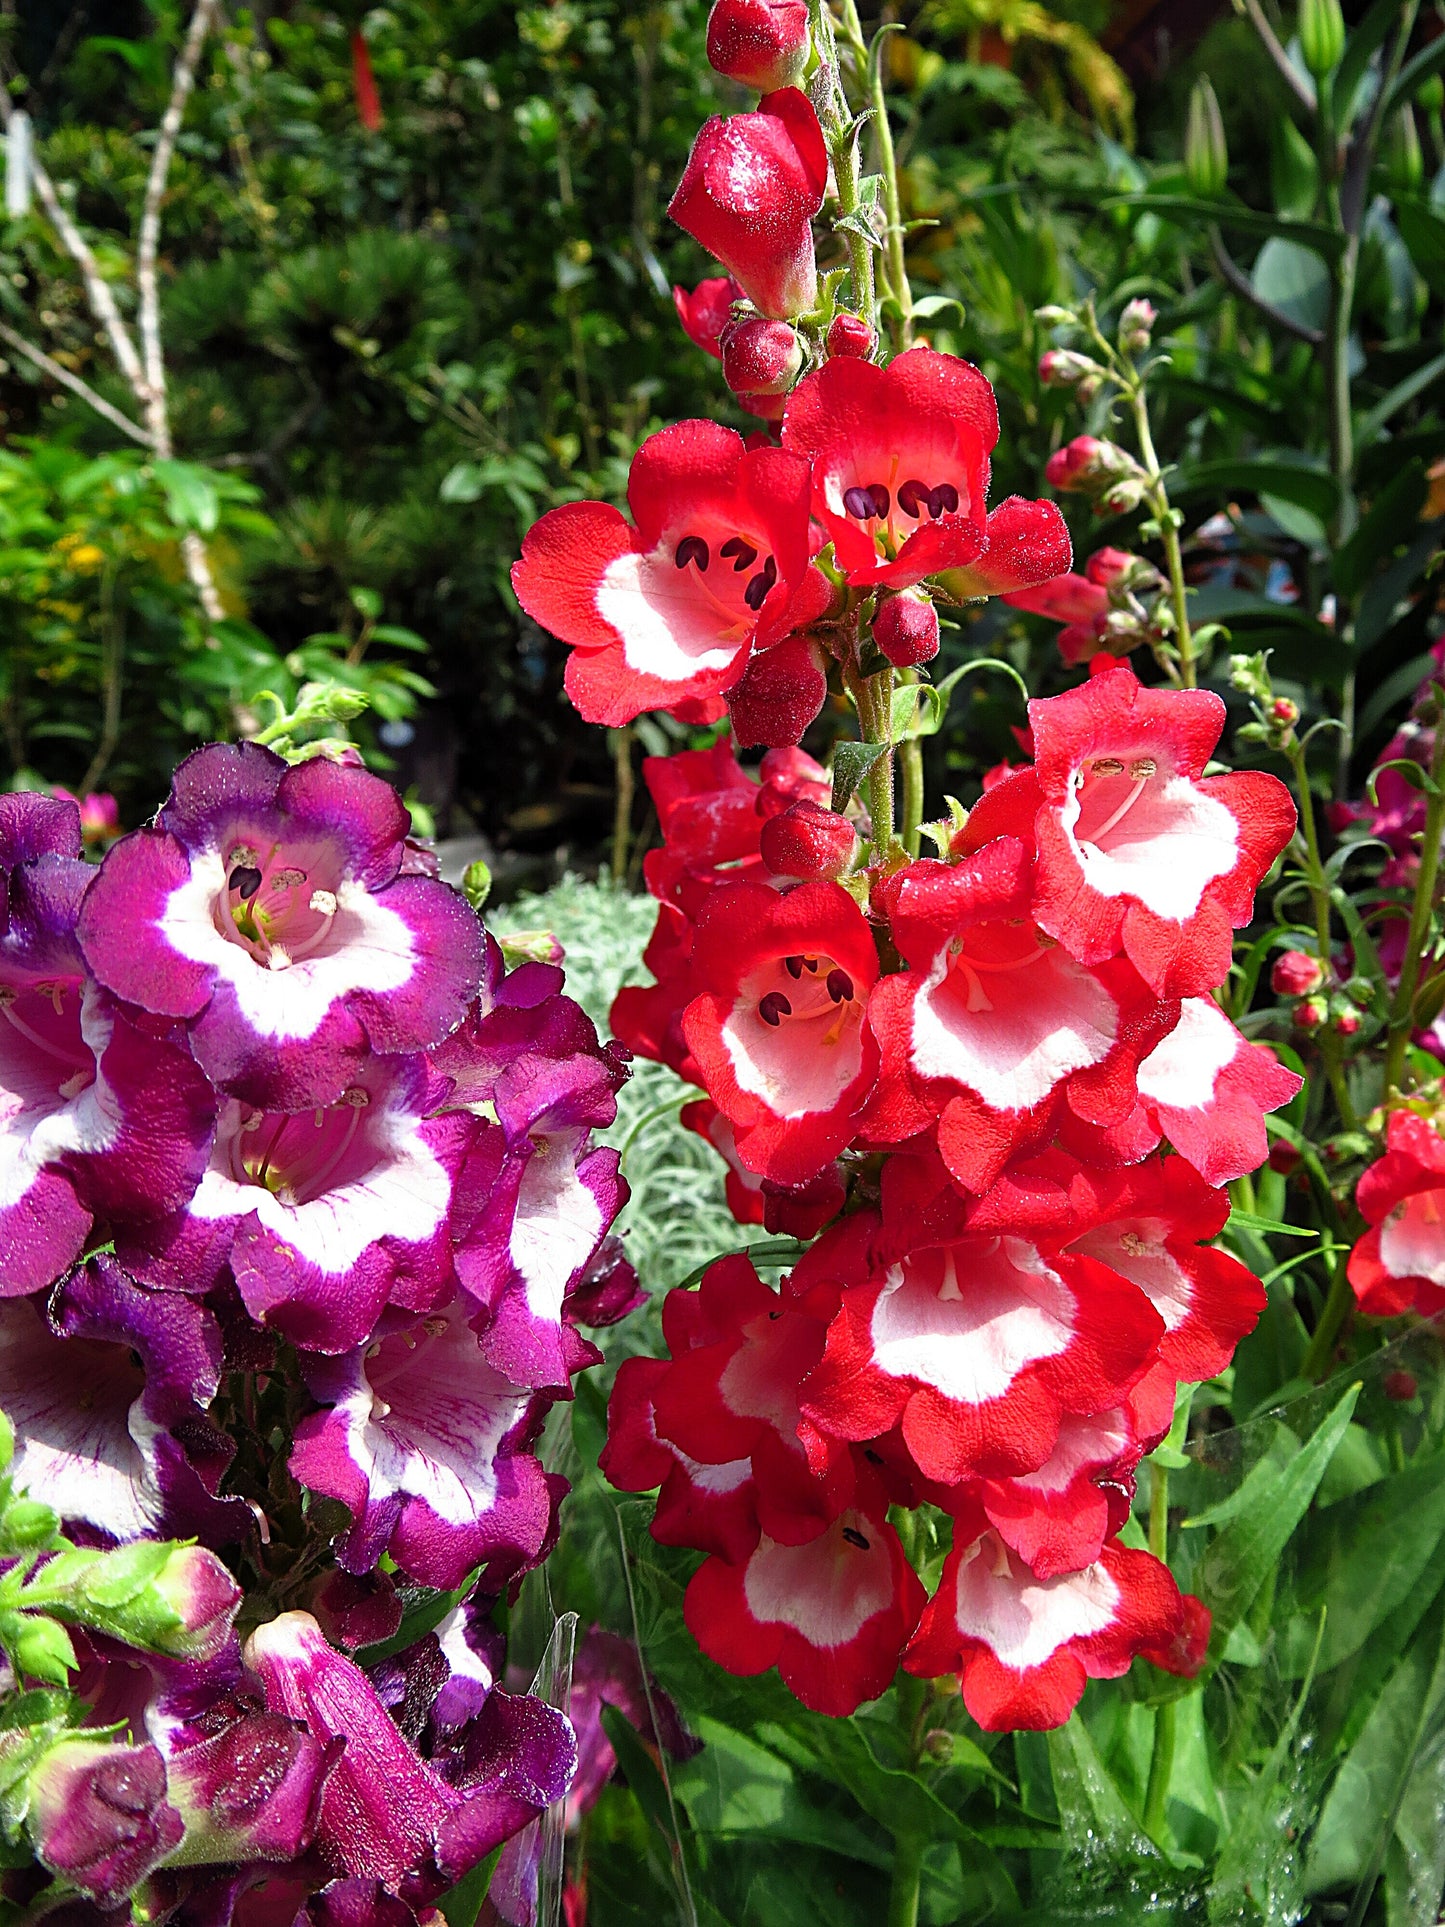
825;312;876;359
1045;435;1140;496
1272;949;1324;997
1038;349;1101;388
1383;1370;1419;1402
1118;297;1157;351
1294;997;1327;1031
1271;696;1300;727
706;0;811;92
872;590;940;667
1267;1139;1302;1175
669;90;827;320
726;633;828;747
721;316;803;398
1334;1008;1361;1036
1084;546;1152;592
759;799;859;880
673;275;744;359
351;33;383;133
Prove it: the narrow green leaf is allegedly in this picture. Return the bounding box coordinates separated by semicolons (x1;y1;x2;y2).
1195;1383;1360;1663
1359;353;1445;447
1170;458;1339;522
600;1702;681;1843
831;740;887;813
1334;461;1429;601
1095;194;1346;258
1046;1718;1160;1866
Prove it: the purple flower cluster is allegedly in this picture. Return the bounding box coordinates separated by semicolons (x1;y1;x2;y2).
0;744;638;1916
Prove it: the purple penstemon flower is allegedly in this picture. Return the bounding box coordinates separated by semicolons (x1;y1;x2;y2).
122;1054;474;1354
289;1302;560;1591
76;742;484;1112
0;1257;246;1545
0;794;216;1298
441;991;630;1390
244;1611;576;1896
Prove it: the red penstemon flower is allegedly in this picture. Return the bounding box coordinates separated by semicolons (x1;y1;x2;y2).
1349;1110;1445;1317
511;419;829;725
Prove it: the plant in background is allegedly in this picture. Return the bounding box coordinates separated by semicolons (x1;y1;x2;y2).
0;685;647;1919
512;1;1445;1923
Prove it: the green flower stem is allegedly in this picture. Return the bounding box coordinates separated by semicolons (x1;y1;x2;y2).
836;0;912;349
1142;1461;1176;1840
815;0;876;328
898;671;925;856
1127;386;1195;690
1383;708;1445;1096
886;1826;926;1927
847;662;896;848
1300;1245;1356;1381
1283;732;1359;1128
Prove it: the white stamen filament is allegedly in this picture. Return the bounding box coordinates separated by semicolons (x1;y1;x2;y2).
1083;773;1149;846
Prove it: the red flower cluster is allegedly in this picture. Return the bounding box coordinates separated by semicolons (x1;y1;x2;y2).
600;663;1297;1727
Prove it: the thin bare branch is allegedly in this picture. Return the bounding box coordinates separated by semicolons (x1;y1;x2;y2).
0;320;154;444
1209;225;1325;345
1238;0;1317;115
137;0;221;452
0;86;146;393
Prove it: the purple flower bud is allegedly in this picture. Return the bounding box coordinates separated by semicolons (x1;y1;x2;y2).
163;1703;333;1868
150;1547;243;1663
26;1738;183;1906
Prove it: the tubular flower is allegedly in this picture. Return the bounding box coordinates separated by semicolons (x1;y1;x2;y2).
672;274;743;358
668;89;827;319
796;1198;1164;1486
122;1054;471;1355
602;1353;761;1563
1126;996;1303;1185
0;793;215;1297
706;0;810;90
76;743;483;1111
684;1491;927;1717
783;348;1071;594
0;1257;246;1545
290;1304;559;1592
512;420;828;726
1349;1110;1445;1317
867;841;1177;1194
905;1512;1183;1730
987;666;1296;999
682;879;881;1185
23;1736;184;1906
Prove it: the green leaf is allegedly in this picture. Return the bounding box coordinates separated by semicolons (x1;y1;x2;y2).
1335;0;1405;123
1395;202;1445;301
1252;237;1331;335
1046;1717;1160;1867
1225;1210;1318;1240
1282;1451;1445;1675
831;740;887;813
600;1702;681;1844
1358;353;1445;447
438;1845;503;1927
1305;1598;1445;1896
151;459;220;535
673;1718;890;1869
1334;462;1429;601
1170;458;1339;522
1095;194;1346;259
1194;1382;1360;1665
1357;524;1445;650
1386;33;1445;118
911;294;966;325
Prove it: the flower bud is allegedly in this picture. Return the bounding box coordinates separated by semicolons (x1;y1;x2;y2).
1334;1006;1362;1036
1299;0;1345;80
1038;348;1103;389
825;311;876;359
725;633;829;747
1084;546;1162;596
1272;950;1324;997
1294;996;1327;1031
25;1737;183;1906
721;316;804;398
499;929;564;969
759;799;859;880
1045;436;1142;497
24;1542;241;1662
872;590;940;667
1267;1139;1302;1175
1118;298;1157;353
149;1545;243;1661
1184;78;1229;198
1099;476;1149;515
2;1611;76;1685
1382;106;1424;196
0;1498;59;1553
1271;696;1300;729
1384;1369;1419;1402
706;0;811;93
921;1729;954;1765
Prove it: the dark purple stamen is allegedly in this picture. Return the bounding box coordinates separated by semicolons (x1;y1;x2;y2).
744;556;777;611
929;482;960;518
826;968;854;1004
784;955;805;979
229;866;263;900
720;536;758;572
843;486;877;519
898;479;930;519
675;535;710;572
758;991;792;1026
868;483;891;518
842;1526;870;1550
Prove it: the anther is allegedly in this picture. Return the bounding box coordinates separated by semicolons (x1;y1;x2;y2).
1090;757;1126;777
675;535;710;572
868;483;891;517
897;479;930;519
928;482;959;518
826;968;854;1004
842;1526;870;1550
309;889;337;917
1129;757;1157;779
743;556;777;612
720;536;758;572
784;955;805;979
272;868;306;890
758;991;792;1026
229;865;263;900
843;486;876;519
